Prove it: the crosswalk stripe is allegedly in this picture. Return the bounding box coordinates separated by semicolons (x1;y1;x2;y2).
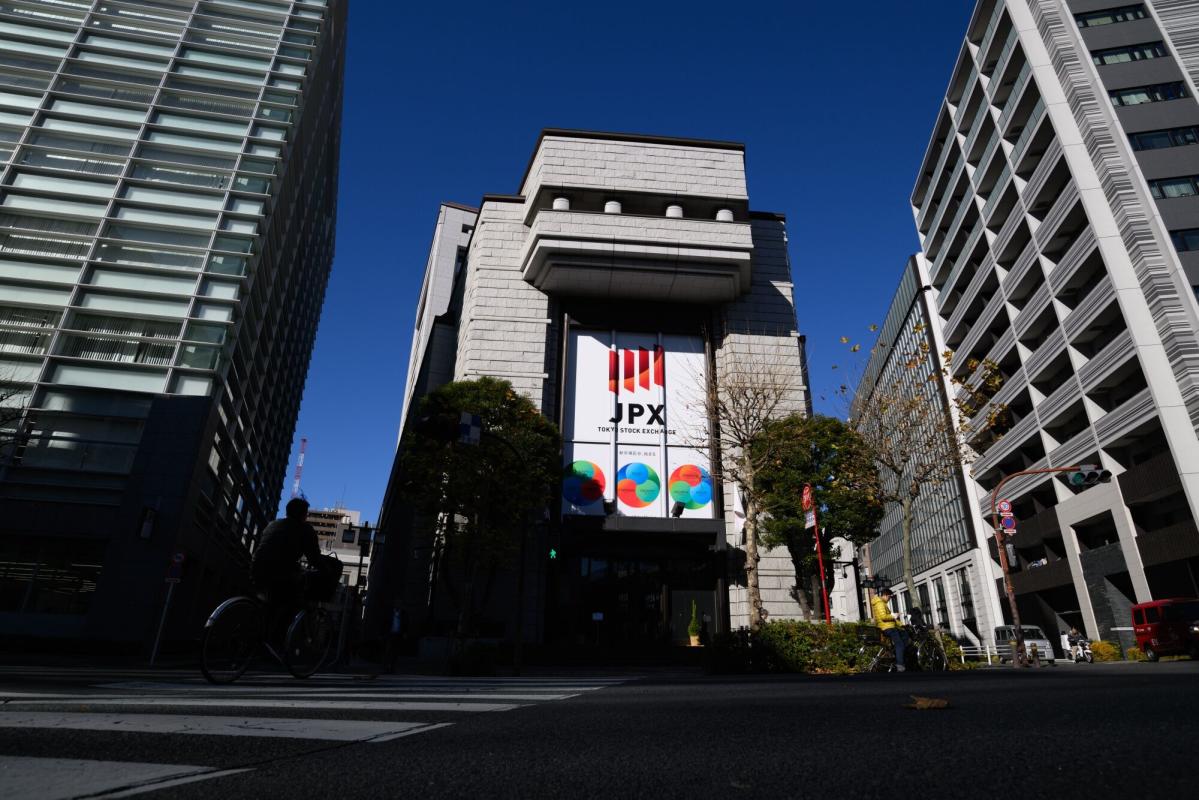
95;681;606;694
7;697;522;712
5;691;574;702
0;755;249;800
0;712;451;742
0;670;631;797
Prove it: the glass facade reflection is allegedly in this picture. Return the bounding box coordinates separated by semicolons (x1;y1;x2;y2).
0;0;345;642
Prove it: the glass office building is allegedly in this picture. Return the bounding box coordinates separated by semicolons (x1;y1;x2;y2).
0;0;345;645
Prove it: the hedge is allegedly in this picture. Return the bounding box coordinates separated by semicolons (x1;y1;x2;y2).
708;620;972;674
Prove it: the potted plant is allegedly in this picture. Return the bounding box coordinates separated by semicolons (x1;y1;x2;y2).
688;600;701;647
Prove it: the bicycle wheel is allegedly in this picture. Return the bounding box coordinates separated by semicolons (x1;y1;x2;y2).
917;640;949;672
283;607;332;678
201;597;262;684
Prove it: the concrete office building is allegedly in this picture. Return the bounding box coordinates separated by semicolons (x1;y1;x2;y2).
858;257;1007;649
373;129;812;651
308;506;369;587
0;0;346;645
907;0;1199;652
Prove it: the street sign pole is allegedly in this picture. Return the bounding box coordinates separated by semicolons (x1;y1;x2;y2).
803;484;831;625
150;552;185;666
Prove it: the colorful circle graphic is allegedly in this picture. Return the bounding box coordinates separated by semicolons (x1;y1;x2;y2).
617;462;660;508
669;464;713;510
563;461;606;506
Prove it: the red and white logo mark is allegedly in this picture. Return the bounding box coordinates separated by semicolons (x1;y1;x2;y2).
608;346;664;394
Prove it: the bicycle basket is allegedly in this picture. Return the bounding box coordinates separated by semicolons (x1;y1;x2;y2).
306;554;343;602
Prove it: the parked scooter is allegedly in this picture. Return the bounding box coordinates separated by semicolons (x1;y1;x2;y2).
1070;640;1094;664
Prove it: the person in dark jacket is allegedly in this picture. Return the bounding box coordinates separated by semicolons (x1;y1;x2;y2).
252;497;321;608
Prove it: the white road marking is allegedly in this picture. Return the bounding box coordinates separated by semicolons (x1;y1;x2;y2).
92;768;251;798
94;681;597;695
0;755;247;800
6;697;521;712
0;712;450;742
365;721;455;742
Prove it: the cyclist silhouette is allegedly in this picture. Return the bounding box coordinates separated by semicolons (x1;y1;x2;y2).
252;497;322;609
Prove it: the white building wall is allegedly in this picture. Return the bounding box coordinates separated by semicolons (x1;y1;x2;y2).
719;217;812;627
399;204;477;432
520;135;749;205
454;198;552;406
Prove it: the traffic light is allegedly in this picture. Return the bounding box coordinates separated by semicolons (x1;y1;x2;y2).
1068;464;1112;488
1005;542;1020;572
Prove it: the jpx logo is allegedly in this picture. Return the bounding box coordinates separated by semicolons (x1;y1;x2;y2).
608;346;665;425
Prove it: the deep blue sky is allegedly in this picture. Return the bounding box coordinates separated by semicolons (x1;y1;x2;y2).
282;1;975;520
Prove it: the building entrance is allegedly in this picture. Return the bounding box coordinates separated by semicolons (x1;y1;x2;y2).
576;556;716;648
546;537;724;655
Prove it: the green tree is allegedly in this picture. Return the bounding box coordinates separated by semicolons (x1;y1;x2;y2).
399;377;560;636
754;414;883;619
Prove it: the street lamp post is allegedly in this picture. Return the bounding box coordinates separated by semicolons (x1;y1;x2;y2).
989;463;1110;667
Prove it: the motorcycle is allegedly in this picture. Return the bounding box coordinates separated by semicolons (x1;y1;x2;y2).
1070;639;1094;663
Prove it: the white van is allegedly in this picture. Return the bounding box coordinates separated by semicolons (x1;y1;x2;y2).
994;625;1057;665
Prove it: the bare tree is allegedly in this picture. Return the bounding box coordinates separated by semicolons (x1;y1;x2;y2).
694;344;806;632
848;324;1006;608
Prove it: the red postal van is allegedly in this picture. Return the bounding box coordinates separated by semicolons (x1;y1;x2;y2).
1132;598;1199;661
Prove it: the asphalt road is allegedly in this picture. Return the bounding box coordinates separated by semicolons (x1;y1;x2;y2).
0;660;1195;799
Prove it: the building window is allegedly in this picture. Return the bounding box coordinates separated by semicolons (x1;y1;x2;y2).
933;577;949;626
1170;228;1199;251
1149;176;1199;199
0;536;106;615
1130;126;1199;150
1109;82;1188;106
955;568;978;637
1091;41;1166;65
1075;4;1148;27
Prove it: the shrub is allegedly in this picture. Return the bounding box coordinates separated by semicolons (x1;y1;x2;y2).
753;620;868;674
707;620;970;674
934;630;978;670
1125;646;1148;662
1090;640;1122;662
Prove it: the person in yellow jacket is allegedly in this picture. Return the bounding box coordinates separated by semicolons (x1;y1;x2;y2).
871;587;909;672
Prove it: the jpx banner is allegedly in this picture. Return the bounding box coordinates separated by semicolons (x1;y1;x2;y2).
562;329;713;519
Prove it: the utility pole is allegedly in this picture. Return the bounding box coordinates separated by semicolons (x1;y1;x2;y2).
989;463;1110;667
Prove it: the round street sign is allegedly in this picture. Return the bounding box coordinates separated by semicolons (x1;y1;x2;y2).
998;499;1012;513
1001;516;1017;530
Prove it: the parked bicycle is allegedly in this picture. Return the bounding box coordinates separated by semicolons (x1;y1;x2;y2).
200;561;339;684
858;623;949;673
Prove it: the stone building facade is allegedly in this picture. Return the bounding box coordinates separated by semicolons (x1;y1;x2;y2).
372;129;812;649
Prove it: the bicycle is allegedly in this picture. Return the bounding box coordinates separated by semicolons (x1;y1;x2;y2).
911;624;950;672
857;624;950;673
200;561;339;684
